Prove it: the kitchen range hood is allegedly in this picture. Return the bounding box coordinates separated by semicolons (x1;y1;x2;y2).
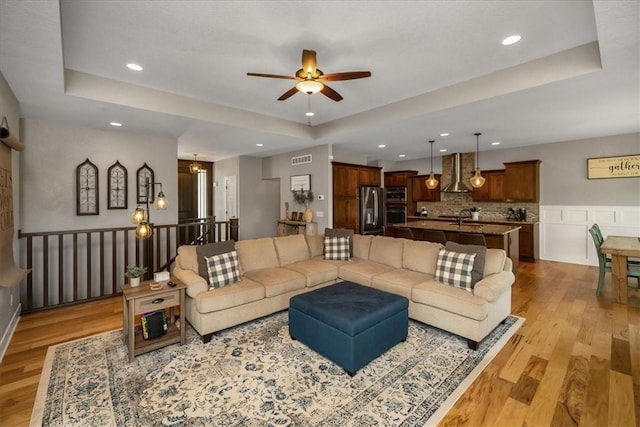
442;153;471;193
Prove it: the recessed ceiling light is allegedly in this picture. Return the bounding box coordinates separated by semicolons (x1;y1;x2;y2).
399;154;406;158
378;144;386;148
256;143;264;147
502;35;521;46
126;63;143;71
491;141;501;145
439;149;447;152
305;111;314;117
109;122;122;127
439;133;449;137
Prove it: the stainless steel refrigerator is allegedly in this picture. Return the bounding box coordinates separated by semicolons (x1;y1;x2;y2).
359;185;384;235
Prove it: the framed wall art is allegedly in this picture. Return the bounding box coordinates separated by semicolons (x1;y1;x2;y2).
107;161;128;209
76;158;99;215
290;174;310;191
136;163;154;203
587;154;640;179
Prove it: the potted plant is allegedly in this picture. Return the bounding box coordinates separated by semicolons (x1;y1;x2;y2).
125;265;148;287
292;189;315;223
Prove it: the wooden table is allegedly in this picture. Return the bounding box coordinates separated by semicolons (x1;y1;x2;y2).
600;235;640;304
121;279;187;362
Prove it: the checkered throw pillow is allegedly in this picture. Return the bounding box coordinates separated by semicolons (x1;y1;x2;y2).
435;249;476;291
205;250;241;289
324;236;351;261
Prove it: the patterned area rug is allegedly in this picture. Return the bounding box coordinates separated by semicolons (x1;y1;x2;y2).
32;312;523;426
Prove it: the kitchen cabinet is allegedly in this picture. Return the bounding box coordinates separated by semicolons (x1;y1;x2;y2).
517;223;535;261
472;170;505;202
384;170;417;187
332;162;382;231
410;175;441;202
504;160;541;202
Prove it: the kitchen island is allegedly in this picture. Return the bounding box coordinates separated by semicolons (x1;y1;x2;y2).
392;220;521;272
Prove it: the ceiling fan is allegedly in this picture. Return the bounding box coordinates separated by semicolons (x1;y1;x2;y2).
247;49;371;102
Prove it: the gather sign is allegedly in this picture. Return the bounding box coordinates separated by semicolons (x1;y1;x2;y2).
587;154;640;179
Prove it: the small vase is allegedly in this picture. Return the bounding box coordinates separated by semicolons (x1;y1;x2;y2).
471;212;479;221
303;208;313;223
129;277;141;287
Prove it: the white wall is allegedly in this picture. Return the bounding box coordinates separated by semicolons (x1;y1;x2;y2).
238;156;280;239
262;144;331;232
0;71;21;360
21;119;178;231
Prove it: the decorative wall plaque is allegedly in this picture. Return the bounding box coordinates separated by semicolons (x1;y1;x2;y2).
107;161;128;209
587;154;640;179
76;158;99;215
136;163;154;203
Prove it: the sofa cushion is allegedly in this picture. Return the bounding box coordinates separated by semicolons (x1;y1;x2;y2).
205;250;241;289
368;236;405;268
177;245;198;272
196;240;236;279
353;234;373;260
284;260;339;287
243;268;306;297
371;269;434;300
484;249;507;276
445;241;486;286
194;278;265;314
305;234;324;258
325;228;354;257
236;238;279;273
412;279;489;321
339;261;396;286
435;249;476;291
402;240;443;275
273;234;310;266
324;236;351;261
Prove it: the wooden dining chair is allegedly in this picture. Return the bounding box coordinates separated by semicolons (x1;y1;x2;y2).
592;223;640;264
458;233;487;246
588;225;640;296
419;230;447;245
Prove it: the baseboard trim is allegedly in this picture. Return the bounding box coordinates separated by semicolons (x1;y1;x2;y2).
0;303;21;363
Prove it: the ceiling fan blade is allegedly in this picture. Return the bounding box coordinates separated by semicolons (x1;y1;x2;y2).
320;84;343;102
247;72;298;80
320;71;372;81
301;49;319;78
277;87;299;101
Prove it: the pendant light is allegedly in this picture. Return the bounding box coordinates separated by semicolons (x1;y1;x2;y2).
189;154;201;174
425;140;439;190
470;132;486;189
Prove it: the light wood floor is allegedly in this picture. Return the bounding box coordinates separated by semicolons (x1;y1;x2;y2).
1;260;638;426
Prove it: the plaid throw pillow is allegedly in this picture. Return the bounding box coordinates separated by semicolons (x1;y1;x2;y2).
324;236;351;261
205;250;241;289
435;249;476;291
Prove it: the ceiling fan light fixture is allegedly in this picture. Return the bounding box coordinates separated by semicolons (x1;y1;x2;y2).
295;80;324;94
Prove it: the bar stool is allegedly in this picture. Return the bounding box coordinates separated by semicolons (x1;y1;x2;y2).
394;227;415;240
458;233;487;246
420;230;447;245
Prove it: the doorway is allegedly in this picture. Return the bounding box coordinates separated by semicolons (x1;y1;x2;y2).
177;159;213;244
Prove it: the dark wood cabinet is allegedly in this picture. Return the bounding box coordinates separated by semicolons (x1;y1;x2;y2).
384;170;417;187
472;169;505;202
332;162;382;231
504;160;541;202
410;175;441;202
518;223;535;261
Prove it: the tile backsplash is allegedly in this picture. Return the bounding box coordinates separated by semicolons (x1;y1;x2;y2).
416;194;539;222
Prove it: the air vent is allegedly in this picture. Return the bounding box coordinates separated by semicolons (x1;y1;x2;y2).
291;154;312;165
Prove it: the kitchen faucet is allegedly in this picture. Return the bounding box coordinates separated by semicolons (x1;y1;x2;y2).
457;208;472;225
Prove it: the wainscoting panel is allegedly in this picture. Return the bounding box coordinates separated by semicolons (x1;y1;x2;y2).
540;205;640;266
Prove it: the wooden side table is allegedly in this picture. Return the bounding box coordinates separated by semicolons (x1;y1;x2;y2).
121;279;187;362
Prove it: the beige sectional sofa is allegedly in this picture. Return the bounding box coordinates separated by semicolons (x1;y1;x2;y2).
172;233;515;349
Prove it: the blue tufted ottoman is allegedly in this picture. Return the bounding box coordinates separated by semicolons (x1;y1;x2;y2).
289;281;409;376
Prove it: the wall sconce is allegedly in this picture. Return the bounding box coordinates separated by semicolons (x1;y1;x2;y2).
189;154;201;174
132;178;167;239
0;116;24;151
